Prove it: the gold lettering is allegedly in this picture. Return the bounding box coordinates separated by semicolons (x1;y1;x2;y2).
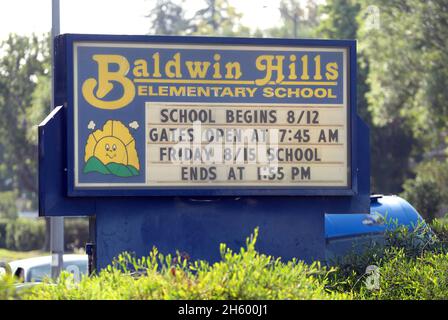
255;55;285;86
224;62;242;79
82;54;135;110
325;62;339;80
133;59;149;77
165;53;182;78
152;52;162;78
185;61;211;78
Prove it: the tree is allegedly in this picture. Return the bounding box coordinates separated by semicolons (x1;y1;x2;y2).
147;0;192;35
317;0;360;39
317;0;416;194
0;34;50;196
147;0;250;37
317;0;366;116
360;0;448;155
359;0;448;210
0;33;51;248
189;0;250;36
401;159;448;221
266;0;320;38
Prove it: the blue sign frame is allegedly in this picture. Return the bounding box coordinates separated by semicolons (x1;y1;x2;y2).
54;34;357;197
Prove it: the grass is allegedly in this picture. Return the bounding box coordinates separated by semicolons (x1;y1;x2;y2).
0;248;47;263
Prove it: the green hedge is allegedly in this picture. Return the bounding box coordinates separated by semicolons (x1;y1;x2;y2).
0;191;18;220
5;218;45;251
354;249;448;300
431;216;448;243
64;218;89;252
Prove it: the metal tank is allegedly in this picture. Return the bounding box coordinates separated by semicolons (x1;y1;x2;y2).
325;195;425;261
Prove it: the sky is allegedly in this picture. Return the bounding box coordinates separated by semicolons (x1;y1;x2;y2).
0;0;284;40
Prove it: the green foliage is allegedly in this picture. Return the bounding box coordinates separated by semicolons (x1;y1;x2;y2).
5;218;45;251
0;191;18;219
84;156;140;177
26;73;50;145
64;218;89;252
317;0;448;195
147;0;192;35
0;34;50;195
266;0;319;38
23;229;349;300
317;0;371;124
401;179;441;222
147;0;250;37
359;0;448;152
0;33;50;245
0;275;20;300
327;218;448;298
430;215;448;244
318;0;417;194
370;122;415;193
356;249;448;300
317;0;360;39
190;0;250;36
358;0;425;191
401;159;448;221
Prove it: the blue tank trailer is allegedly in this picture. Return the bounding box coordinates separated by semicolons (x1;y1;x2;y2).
325;194;425;261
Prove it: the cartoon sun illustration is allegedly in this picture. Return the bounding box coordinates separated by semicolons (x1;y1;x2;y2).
83;120;140;177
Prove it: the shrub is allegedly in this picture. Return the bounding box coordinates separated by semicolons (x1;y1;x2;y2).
400;159;448;222
24;229;350;300
64;218;89;252
328;217;448;298
355;249;448;300
401;178;441;222
5;218;45;251
431;215;448;244
0;275;20;300
0;191;18;220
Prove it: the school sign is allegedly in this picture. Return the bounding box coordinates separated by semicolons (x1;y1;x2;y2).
41;35;369;268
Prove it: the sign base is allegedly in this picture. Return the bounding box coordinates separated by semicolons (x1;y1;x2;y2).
95;197;327;268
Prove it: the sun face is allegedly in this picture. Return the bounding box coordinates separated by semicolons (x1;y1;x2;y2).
94;136;128;165
84;120;140;176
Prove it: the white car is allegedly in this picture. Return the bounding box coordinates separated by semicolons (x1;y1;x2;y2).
7;254;88;283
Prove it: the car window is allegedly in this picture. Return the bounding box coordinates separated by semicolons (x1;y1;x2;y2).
28;264;51;282
27;260;88;282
